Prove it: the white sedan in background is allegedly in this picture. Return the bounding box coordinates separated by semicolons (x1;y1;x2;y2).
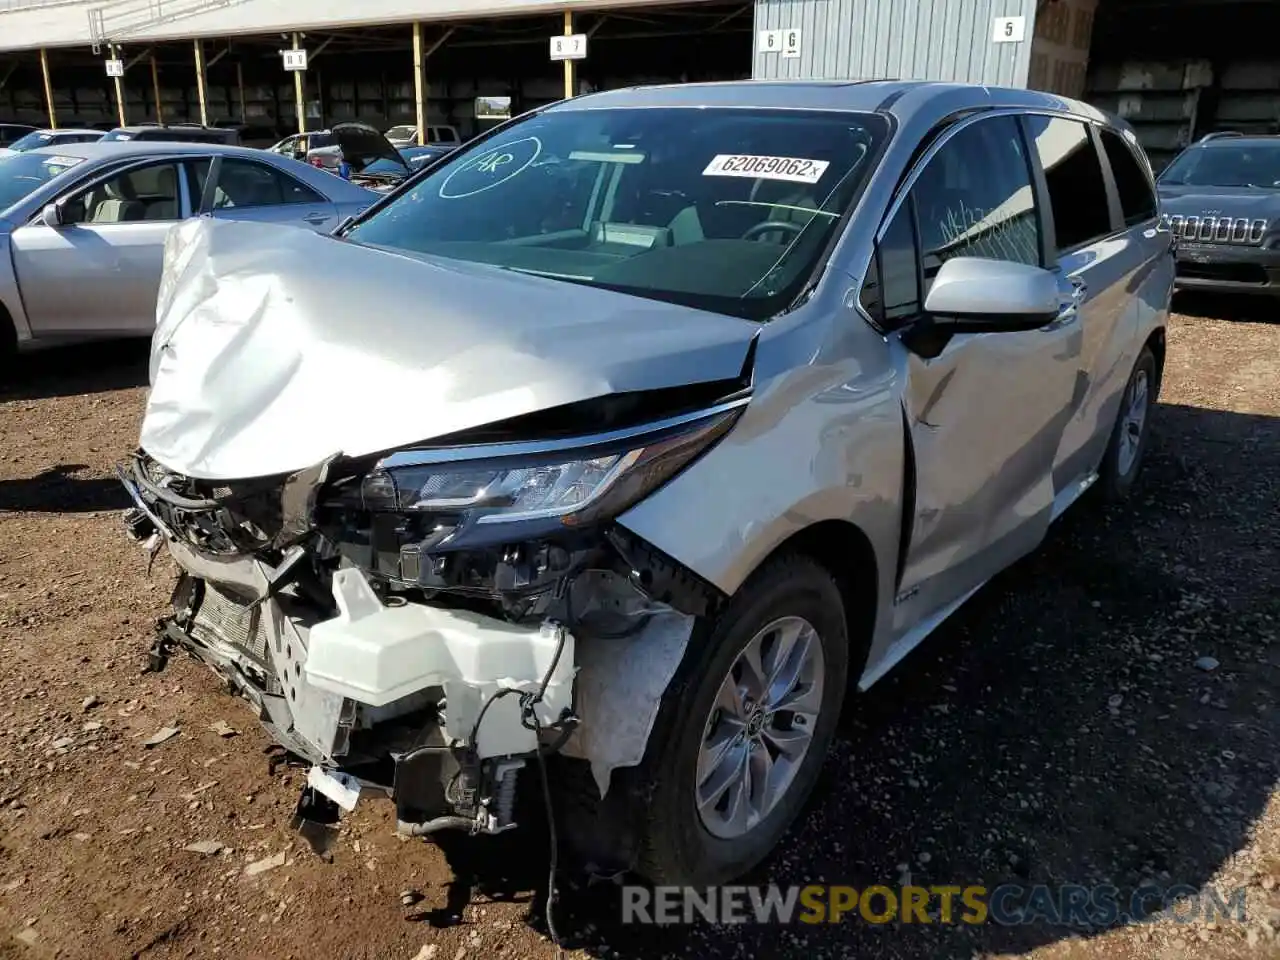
0;127;104;159
0;141;377;364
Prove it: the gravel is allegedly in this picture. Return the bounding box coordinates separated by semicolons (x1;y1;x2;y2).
0;306;1275;960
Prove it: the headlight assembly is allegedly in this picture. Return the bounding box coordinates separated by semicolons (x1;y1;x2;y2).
358;398;747;539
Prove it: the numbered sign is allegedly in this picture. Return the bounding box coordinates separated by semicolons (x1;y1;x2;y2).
550;34;588;61
992;16;1026;43
757;29;782;53
782;28;802;58
105;59;124;77
281;48;308;71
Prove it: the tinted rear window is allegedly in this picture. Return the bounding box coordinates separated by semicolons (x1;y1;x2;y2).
1100;129;1157;226
1025;116;1113;251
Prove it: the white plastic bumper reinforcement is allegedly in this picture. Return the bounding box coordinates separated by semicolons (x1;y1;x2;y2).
305;567;577;759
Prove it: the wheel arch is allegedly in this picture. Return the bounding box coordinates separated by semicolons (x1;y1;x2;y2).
1143;325;1167;398
741;518;879;685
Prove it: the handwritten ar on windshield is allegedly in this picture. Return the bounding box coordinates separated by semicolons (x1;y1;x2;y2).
474;150;516;173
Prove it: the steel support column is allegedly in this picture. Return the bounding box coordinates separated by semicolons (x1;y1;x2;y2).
39;48;55;129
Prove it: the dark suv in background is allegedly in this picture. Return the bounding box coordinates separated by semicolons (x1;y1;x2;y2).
1157;131;1280;296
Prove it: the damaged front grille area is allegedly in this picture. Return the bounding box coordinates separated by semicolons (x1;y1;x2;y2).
126;452;291;557
120;385;750;858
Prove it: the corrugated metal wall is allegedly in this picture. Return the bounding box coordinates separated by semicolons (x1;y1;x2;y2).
1027;0;1095;99
752;0;1036;87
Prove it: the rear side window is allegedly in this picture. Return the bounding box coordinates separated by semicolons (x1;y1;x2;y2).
1100;128;1157;226
212;158;324;208
1025;116;1113;251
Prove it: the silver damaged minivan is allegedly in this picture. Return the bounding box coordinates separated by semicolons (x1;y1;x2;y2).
120;80;1174;887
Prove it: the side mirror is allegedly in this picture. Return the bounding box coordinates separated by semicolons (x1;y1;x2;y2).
922;257;1061;333
40;202;63;228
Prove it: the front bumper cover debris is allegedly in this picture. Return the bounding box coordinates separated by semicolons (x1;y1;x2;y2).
120;478;574;838
117;451;707;844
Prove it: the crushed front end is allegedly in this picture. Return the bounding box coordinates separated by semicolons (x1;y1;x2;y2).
117;389;746;846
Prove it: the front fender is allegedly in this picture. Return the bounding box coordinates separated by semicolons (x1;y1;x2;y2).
616;316;904;649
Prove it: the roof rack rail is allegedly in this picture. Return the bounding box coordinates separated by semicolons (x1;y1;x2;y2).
1199;131;1244;143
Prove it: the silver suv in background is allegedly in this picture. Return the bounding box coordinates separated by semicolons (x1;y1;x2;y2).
120;80;1173;891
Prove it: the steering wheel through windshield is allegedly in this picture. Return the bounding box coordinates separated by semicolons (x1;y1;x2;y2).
741;220;805;242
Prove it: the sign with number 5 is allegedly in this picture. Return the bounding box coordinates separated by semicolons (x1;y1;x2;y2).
992;16;1026;43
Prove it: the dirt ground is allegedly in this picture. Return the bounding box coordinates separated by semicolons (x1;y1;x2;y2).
0;295;1277;960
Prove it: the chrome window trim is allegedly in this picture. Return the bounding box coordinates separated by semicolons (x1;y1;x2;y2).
856;105;1147;339
875;106;1126;248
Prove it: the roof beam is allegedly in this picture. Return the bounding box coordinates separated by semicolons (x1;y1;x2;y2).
124;45;152;70
205;43;231;68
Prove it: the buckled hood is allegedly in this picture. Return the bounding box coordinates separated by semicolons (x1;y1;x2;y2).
141;218;759;481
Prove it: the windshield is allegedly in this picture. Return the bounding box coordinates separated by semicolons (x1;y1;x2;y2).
0;152;84;213
1160;143;1280;188
345;107;887;320
386;126;416;140
401;146;451;169
100;129;133;142
359;156;410;178
8;131;54;152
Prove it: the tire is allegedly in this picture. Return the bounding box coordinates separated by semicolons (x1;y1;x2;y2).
632;554;849;886
1097;346;1157;502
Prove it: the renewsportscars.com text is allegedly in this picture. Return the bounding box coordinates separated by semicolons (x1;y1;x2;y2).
621;883;1248;927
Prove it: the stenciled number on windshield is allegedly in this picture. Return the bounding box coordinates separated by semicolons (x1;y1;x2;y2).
702;153;830;185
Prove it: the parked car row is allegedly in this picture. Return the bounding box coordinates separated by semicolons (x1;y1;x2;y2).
267;122;415;190
383;123;462;148
0;127;105;158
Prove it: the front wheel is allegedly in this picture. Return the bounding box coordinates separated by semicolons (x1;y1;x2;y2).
633;555;849;886
1097;346;1158;502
